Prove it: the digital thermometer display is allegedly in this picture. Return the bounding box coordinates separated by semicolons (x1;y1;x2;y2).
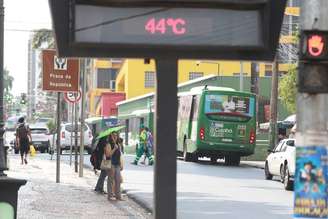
75;6;262;47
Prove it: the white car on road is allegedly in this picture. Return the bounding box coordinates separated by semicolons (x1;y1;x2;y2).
264;138;295;190
58;123;93;154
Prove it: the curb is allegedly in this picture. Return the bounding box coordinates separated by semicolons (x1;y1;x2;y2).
83;162;153;214
124;190;153;213
242;162;265;169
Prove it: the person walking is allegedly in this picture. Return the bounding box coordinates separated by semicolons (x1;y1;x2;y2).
16;117;32;165
107;131;124;201
141;127;154;165
94;136;109;194
132;125;148;165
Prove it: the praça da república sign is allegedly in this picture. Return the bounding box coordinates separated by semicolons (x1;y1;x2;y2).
49;0;287;60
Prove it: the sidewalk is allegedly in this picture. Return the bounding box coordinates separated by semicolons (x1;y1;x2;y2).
6;154;150;219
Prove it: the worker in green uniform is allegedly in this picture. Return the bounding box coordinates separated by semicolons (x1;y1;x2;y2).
132;125;153;165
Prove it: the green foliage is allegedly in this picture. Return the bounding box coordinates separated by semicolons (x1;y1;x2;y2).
46;119;56;134
32;29;54;49
4;69;13;95
278;67;297;113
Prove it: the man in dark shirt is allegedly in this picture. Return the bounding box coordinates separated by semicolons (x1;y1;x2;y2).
16;117;32;165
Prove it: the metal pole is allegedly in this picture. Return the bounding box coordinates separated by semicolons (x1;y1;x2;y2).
74;95;78;173
56;92;61;183
0;0;6;176
251;62;259;126
217;63;220;85
294;0;328;217
69;102;73;166
154;58;177;219
79;60;86;177
240;61;244;91
269;58;278;150
288;0;293;62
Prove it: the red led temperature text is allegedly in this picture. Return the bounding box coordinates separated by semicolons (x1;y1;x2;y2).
145;18;186;35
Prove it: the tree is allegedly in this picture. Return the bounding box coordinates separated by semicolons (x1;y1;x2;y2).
278;66;297;113
4;69;13;95
32;29;54;49
4;69;14;115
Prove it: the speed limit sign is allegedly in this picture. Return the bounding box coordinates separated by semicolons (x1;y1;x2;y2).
64;90;81;103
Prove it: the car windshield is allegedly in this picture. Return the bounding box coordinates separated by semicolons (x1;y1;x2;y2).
30;128;48;134
36;118;51;123
65;124;88;132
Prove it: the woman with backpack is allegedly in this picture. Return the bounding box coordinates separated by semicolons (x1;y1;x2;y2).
94;136;109;194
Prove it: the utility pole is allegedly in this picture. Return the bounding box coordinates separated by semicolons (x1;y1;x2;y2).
74;94;78;173
294;0;328;218
251;62;259;126
56;92;61;183
269;58;278;150
69;102;74;166
240;61;244;91
0;0;6;176
79;59;86;177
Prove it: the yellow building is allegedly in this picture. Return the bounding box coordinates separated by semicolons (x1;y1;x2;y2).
115;59;294;99
88;59;123;117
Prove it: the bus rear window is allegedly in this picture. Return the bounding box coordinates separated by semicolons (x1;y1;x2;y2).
204;94;255;119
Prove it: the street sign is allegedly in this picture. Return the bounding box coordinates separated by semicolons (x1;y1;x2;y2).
49;0;287;60
64;91;82;103
42;50;79;92
54;56;68;70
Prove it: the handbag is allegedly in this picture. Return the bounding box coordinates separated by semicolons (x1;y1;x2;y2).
100;148;111;170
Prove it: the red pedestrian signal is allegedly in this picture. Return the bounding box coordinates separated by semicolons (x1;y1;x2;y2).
301;31;328;60
308;35;325;57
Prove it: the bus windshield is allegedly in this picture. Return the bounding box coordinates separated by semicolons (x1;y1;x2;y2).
204;94;255;121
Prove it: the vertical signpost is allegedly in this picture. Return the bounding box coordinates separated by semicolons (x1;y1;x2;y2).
64;90;82;166
49;0;287;218
42;50;79;183
295;1;328;218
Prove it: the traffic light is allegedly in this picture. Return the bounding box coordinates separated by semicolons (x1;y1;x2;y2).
300;31;328;60
20;93;27;105
299;31;328;93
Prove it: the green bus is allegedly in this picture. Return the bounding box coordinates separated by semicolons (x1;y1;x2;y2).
177;86;256;166
117;86;256;165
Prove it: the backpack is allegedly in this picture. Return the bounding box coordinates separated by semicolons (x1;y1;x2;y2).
17;124;29;139
90;150;100;170
90;137;107;170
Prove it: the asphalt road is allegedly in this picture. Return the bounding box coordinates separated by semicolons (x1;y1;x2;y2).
16;151;293;219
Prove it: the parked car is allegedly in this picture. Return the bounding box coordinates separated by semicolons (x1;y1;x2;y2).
58;123;93;154
264;138;295;190
4;117;18;151
29;125;51;153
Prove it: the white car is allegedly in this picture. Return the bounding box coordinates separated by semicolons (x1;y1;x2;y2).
58;123;93;154
264;138;295;190
29;125;51;153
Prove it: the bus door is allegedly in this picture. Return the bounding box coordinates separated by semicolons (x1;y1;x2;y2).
177;95;193;148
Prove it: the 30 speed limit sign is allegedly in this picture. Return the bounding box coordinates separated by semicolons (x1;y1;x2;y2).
64;90;81;103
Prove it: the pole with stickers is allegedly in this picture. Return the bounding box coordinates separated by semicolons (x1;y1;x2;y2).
294;0;328;218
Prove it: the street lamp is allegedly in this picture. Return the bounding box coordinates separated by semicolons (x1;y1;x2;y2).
196;60;220;85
